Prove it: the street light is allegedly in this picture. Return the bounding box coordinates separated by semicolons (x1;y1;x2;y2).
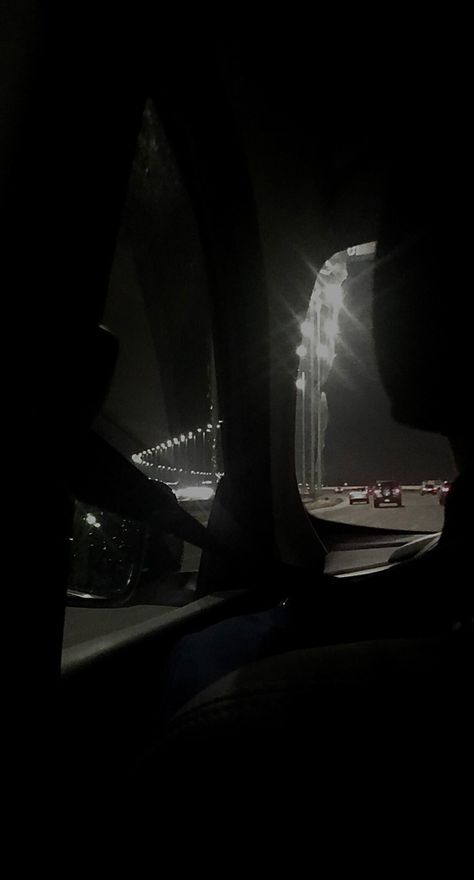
315;296;322;491
301;307;319;493
180;434;187;472
296;372;306;490
196;427;206;471
298;256;346;495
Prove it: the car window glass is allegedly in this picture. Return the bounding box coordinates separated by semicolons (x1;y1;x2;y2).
66;99;220;619
295;244;455;532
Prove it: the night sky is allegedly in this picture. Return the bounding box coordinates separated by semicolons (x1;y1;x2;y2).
323;256;456;486
101;244;456;486
98;105;456;486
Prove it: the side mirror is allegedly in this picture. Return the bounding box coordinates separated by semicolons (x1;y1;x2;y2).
67;501;147;607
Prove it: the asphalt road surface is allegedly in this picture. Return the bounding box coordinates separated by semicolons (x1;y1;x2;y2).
310;489;444;533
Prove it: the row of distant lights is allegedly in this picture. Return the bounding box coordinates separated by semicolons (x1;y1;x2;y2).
131;421;224;468
131;459;214;477
154;471;224;481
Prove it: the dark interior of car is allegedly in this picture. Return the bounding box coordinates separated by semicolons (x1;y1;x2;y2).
6;9;471;833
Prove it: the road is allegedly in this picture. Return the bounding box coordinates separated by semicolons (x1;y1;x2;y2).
309;489;444;533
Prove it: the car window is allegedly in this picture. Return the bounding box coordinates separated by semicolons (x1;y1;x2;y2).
65;112;456;645
65;99;220;623
296;244;455;532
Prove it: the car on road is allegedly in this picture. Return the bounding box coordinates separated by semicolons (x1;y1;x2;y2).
420;481;438;495
373;481;402;507
349;486;370;504
438;481;452;506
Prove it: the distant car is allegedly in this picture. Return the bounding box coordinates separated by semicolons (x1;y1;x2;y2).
438;481;452;506
373;480;402;507
334;486;344;493
349;486;370;504
420;481;437;495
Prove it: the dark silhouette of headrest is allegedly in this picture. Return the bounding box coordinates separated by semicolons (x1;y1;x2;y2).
373;143;469;437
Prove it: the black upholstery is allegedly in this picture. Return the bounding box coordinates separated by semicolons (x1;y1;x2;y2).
146;629;472;799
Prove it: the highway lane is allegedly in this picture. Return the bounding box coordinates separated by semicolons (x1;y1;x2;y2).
309;490;444;533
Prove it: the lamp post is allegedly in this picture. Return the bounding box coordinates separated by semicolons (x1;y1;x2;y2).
196;427;204;473
207;424;214;480
296;372;306;490
180;434;187;474
301;318;316;495
315;297;322;490
187;432;193;477
300;269;344;496
171;437;178;474
303;298;322;493
310;306;317;494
